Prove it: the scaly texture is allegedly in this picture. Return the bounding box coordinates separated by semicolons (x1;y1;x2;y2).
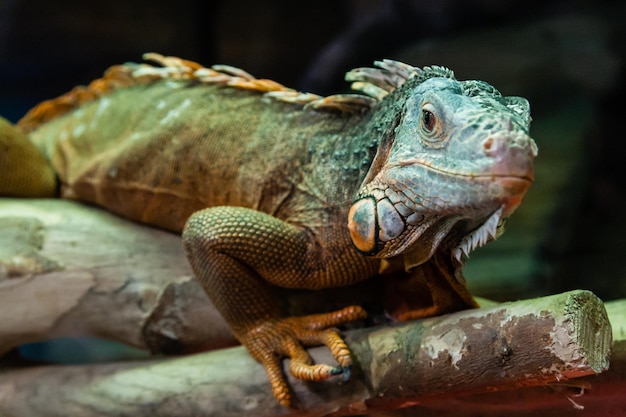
1;54;537;407
0;116;56;197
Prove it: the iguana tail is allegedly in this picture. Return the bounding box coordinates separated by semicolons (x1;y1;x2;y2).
0;116;56;197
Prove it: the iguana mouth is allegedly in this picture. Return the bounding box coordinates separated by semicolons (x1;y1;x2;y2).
493;176;533;217
398;158;535;184
396;206;507;269
401;158;534;217
452;206;504;261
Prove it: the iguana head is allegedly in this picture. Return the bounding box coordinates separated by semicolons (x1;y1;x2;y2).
348;69;537;269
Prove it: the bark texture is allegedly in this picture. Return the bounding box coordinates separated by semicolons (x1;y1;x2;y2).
0;290;612;416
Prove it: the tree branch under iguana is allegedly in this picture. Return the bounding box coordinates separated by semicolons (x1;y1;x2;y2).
0;290;612;417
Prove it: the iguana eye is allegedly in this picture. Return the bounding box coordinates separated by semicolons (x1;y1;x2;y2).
422;109;435;132
418;102;446;147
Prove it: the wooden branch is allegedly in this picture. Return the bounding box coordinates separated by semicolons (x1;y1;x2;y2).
346;289;611;410
393;298;626;417
0;198;238;355
0;290;612;417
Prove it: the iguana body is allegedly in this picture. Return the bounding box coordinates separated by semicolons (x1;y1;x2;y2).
1;54;537;407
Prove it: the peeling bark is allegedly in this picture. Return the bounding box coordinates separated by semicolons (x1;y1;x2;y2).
344;289;611;410
0;290;613;417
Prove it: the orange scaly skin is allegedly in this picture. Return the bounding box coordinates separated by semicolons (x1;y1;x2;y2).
1;54;537;407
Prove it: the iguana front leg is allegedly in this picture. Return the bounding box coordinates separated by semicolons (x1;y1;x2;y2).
182;206;367;407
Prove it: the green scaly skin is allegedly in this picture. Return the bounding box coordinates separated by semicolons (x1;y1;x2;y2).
0;55;537;407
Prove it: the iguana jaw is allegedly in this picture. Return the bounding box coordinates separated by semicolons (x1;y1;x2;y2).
452;205;505;262
393;205;505;272
347;170;531;257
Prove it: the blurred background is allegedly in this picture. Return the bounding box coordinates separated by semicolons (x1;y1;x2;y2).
0;0;624;304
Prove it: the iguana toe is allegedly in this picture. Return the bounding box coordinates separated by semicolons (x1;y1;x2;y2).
240;306;365;407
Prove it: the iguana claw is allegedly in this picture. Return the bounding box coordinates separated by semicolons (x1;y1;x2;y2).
240;305;366;407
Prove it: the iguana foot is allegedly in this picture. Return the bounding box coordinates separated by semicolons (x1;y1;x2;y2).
240;305;366;407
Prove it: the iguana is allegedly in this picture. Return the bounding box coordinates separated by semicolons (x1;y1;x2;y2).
0;53;537;407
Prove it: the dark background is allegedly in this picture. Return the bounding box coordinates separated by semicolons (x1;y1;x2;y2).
1;0;625;302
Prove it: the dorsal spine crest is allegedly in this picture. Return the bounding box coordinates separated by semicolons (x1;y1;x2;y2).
17;53;460;132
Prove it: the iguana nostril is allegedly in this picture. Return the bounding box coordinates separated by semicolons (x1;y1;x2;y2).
482;137;495;155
